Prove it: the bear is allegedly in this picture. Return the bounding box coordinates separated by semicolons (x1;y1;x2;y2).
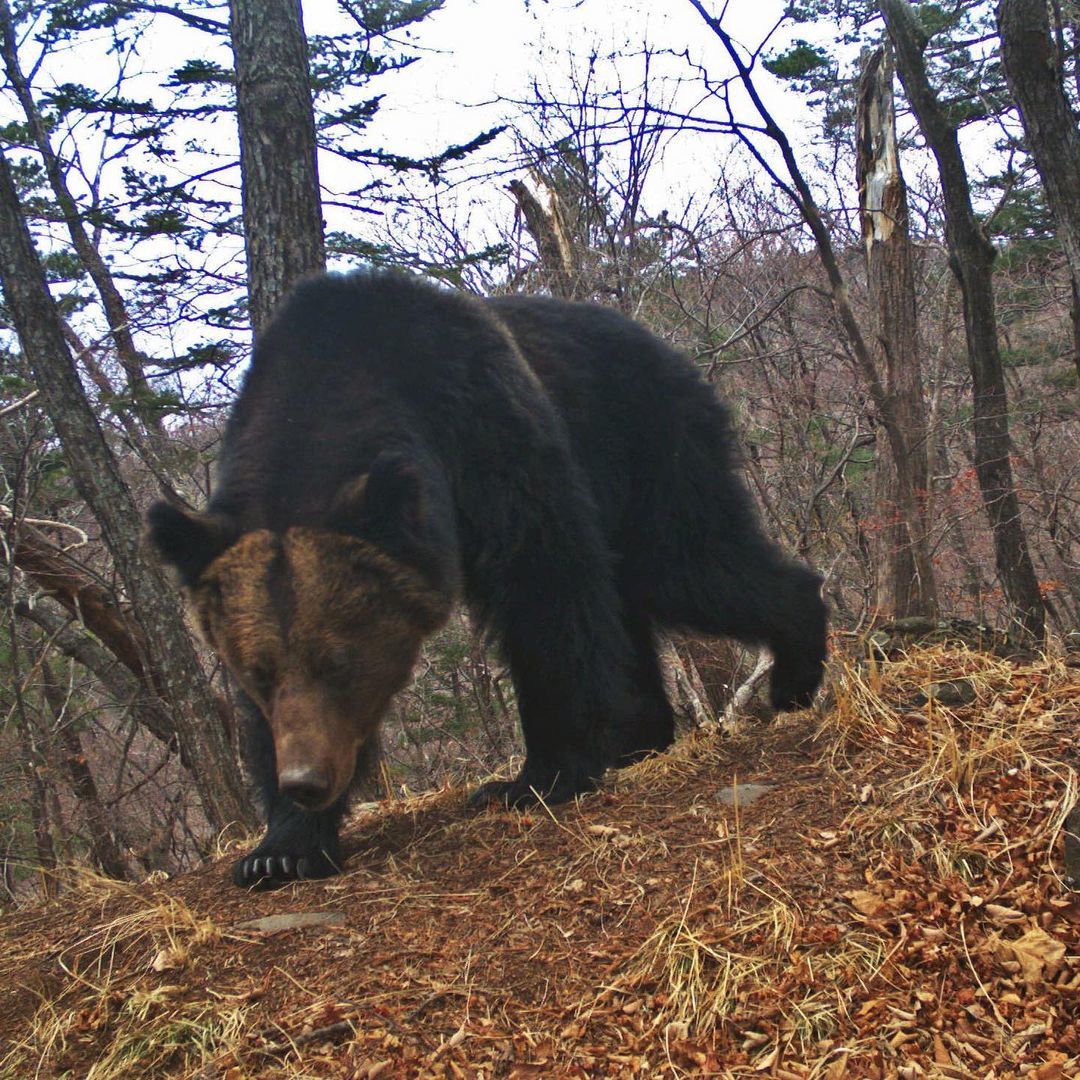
147;270;827;887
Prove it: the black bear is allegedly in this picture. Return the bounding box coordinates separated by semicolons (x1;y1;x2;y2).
148;270;827;886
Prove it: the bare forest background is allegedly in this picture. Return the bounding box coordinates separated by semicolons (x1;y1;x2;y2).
0;0;1077;904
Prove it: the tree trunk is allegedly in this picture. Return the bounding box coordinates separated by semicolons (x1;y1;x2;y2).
40;662;130;881
11;695;58;896
4;509;149;680
998;0;1080;383
0;149;254;832
1071;281;1080;384
657;636;714;727
856;47;938;619
229;0;325;335
880;0;1046;643
14;597;179;753
19;727;58;898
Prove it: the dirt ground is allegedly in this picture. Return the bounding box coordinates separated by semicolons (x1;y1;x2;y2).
1;645;1078;1078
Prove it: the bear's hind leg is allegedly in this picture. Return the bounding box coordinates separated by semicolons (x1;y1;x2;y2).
647;550;827;712
610;607;675;763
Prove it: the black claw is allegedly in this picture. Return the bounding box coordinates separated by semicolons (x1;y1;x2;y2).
232;847;342;887
231;809;344;887
469;778;549;810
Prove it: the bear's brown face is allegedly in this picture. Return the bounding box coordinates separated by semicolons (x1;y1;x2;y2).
190;528;448;810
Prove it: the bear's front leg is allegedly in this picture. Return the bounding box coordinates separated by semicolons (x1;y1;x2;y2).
458;406;644;812
233;691;348;886
467;555;636;810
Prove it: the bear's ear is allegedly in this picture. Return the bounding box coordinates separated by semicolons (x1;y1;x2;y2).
330;451;423;543
146;500;239;588
331;452;456;591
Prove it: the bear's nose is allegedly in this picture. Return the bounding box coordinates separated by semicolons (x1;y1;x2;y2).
279;765;332;809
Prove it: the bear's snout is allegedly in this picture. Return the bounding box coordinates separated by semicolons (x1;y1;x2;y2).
279;764;333;810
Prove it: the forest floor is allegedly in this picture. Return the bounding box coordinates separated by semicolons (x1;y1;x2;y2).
0;645;1078;1079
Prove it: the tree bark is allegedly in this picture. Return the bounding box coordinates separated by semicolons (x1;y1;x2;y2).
998;0;1080;382
0;149;254;831
880;0;1046;643
229;0;325;334
9;678;58;895
657;636;714;727
4;510;149;680
508;178;578;299
19;724;58;897
856;47;938;619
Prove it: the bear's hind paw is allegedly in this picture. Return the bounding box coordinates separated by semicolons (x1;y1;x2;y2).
768;662;824;712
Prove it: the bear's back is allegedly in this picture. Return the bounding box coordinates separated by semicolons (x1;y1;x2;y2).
211;271;731;539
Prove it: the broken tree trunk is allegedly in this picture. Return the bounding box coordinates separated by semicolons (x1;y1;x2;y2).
856;46;938;619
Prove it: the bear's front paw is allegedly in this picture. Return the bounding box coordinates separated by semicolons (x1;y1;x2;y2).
232;836;341;888
468;778;542;810
469;761;599;810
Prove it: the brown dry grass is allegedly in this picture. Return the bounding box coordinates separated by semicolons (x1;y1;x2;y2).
0;644;1077;1078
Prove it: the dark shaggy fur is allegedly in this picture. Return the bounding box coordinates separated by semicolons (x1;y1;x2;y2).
148;270;827;886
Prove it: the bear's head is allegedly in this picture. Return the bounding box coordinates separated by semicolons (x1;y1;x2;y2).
147;463;451;811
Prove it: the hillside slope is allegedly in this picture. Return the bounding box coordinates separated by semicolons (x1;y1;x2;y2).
0;646;1077;1079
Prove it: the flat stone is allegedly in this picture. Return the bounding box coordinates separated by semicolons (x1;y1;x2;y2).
913;678;978;706
717;782;773;807
235;911;347;934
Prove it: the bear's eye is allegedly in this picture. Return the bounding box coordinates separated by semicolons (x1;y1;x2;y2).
319;645;356;682
248;659;276;699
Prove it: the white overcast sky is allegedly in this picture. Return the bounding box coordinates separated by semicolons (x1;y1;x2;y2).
297;0;825;255
343;0;800;152
6;0;838;226
5;0;868;325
